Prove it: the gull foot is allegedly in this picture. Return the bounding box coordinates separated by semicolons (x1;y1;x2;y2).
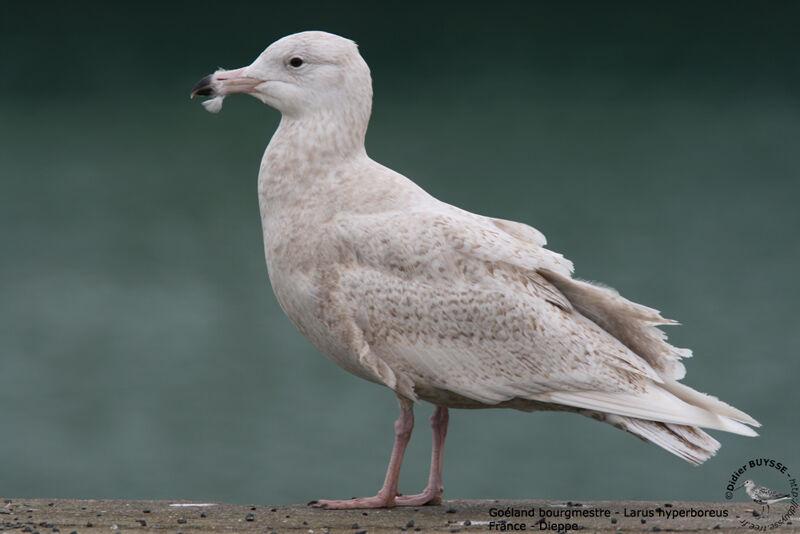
395;488;443;506
308;494;395;509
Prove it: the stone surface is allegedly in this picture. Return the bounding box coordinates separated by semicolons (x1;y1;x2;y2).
1;498;797;533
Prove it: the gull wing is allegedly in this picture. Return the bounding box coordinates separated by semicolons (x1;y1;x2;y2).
332;208;758;434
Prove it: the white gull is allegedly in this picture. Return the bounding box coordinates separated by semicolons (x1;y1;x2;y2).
191;30;759;509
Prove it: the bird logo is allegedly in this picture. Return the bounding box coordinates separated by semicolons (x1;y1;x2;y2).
736;479;791;516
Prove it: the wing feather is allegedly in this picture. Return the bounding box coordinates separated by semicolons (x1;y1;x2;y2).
333;206;758;435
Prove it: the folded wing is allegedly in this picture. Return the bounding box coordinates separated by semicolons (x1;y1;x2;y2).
332;206;758;463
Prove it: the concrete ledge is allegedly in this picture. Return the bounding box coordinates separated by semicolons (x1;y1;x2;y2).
1;498;797;533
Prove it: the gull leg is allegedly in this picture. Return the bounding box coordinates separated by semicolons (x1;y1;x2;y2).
395;405;449;506
310;396;414;509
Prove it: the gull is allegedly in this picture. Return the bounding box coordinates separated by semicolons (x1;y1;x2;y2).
191;30;759;509
737;480;791;516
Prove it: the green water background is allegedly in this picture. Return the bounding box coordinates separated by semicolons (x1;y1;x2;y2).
1;1;798;503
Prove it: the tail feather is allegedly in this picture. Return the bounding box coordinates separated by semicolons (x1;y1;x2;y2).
604;414;721;465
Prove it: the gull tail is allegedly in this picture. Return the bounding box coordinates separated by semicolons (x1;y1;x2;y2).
603;413;722;465
538;267;760;463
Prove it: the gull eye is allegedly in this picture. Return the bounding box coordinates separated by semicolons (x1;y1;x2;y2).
288;57;304;68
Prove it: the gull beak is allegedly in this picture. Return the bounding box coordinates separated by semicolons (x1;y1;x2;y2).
190;67;264;98
734;483;744;490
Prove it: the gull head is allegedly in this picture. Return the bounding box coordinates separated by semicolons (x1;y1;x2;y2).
736;479;755;490
191;31;372;121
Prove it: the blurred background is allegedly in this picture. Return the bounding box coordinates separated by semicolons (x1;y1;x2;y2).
1;0;798;504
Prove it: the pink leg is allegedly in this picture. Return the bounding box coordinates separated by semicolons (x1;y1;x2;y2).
396;406;449;506
309;397;414;509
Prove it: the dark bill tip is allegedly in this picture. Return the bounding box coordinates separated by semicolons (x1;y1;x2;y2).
190;74;215;98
